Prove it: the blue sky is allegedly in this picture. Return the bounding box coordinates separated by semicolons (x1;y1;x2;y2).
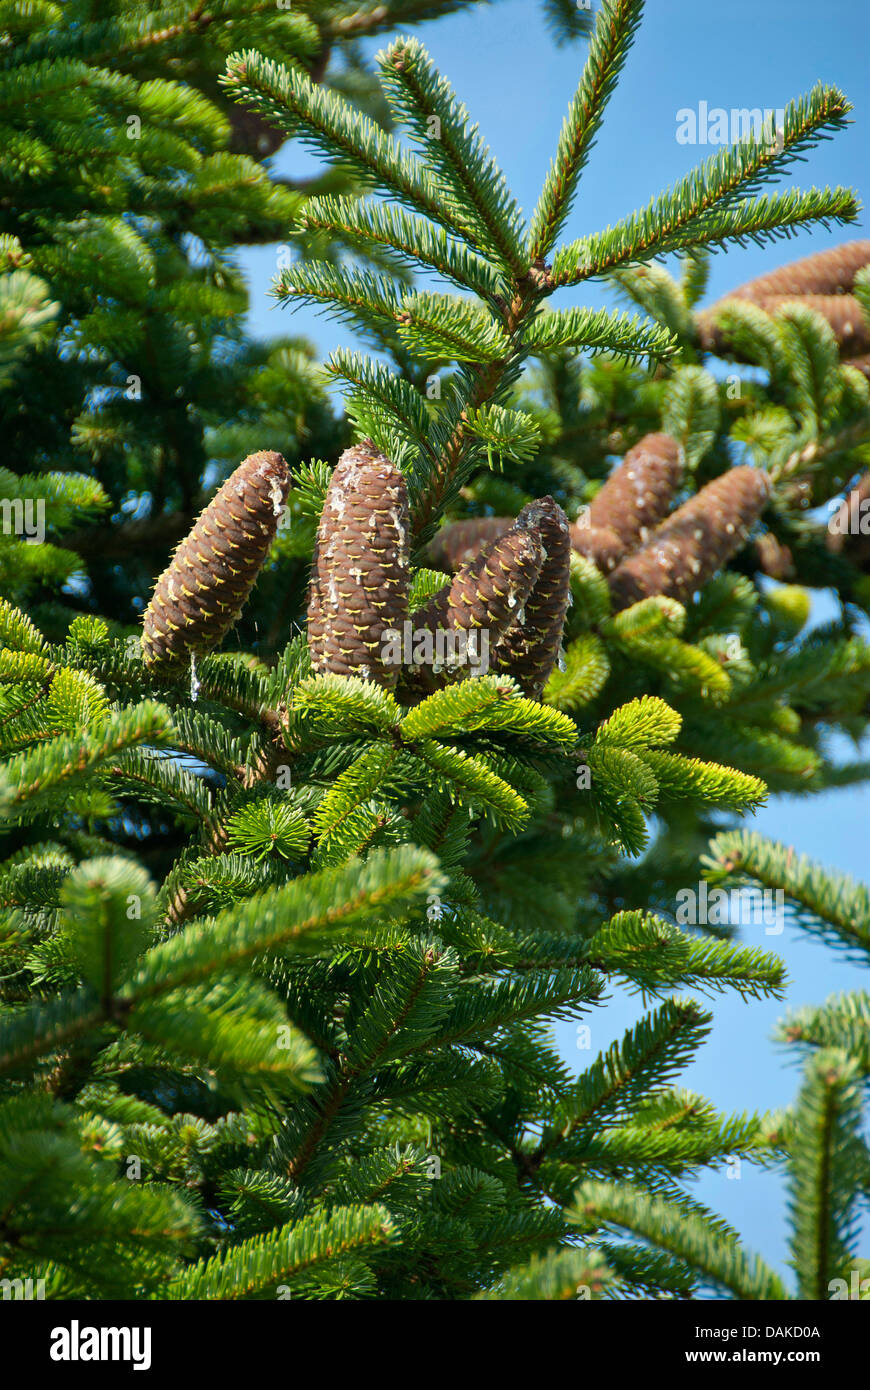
238;0;870;1284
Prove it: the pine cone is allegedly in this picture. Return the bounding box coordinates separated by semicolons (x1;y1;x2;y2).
714;240;870;302
756;294;870;357
142;451;290;667
755;532;794;581
695;311;739;355
400;524;544;698
585;433;683;548
608;466;771;610
307;440;410;690
569;522;626;573
426;516;513;571
696;241;870;355
492;497;572;698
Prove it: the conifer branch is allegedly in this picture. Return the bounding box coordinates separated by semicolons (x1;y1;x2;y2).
379;36;527;274
570;1181;790;1299
528;0;645;259
222;49;482;243
705;830;870;960
787;1050;864;1299
553;85;856;285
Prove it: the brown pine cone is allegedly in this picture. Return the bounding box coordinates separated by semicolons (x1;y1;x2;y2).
307;440;410;689
698;296;870;357
608;465;771;610
426;516;513;571
697;241;870;355
585;433;684;549
755;532;794;580
492;497;572;698
714;241;870;303
142;451;290;668
569;522;626;573
756;294;870;357
400;524;544;698
695;310;743;355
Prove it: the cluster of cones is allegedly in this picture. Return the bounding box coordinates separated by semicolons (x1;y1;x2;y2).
307;441;571;700
137;440;572;700
138;437;770;700
696;240;870;375
428;433;771;613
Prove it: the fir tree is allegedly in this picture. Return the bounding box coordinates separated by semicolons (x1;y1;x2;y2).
1;0;869;1304
0;0;489;636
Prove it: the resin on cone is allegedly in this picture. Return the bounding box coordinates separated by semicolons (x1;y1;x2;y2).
142;450;290;667
307;440;410;690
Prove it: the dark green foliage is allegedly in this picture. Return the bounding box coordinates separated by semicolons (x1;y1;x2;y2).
1;0;869;1304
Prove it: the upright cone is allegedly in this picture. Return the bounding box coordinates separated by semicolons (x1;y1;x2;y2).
492;497;572;698
608;465;771;610
696;241;870;356
421;435;682;586
142;450;290;667
569;522;626;574
759;294;870;357
568;434;682;575
712;241;870;303
400;523;544;698
426;516;513;572
585;434;684;549
307;440;409;689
